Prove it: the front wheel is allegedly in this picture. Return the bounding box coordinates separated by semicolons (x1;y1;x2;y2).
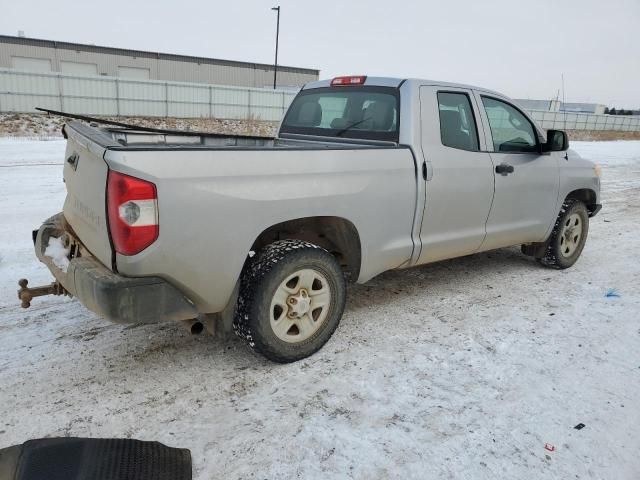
234;240;346;363
539;199;589;269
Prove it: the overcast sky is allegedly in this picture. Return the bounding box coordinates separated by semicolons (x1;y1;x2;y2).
1;0;638;107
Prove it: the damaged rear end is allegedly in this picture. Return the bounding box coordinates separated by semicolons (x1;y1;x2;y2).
19;122;196;324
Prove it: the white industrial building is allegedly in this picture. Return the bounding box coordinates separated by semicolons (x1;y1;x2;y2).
515;98;606;115
0;34;318;89
560;102;607;115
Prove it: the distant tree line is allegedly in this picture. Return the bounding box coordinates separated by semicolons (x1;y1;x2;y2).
604;107;637;115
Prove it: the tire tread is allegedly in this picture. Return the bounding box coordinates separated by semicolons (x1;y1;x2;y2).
234;239;345;363
539;198;588;269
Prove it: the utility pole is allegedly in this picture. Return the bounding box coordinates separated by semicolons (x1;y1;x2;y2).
271;6;280;89
562;73;566;131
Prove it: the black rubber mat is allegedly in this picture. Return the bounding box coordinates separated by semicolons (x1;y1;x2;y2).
0;438;191;480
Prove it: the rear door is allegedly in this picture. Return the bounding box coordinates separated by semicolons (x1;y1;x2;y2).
475;94;560;250
417;86;495;264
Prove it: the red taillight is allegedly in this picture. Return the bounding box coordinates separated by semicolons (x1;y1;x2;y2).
331;75;367;86
107;170;158;256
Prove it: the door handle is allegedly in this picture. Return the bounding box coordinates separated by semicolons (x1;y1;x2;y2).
422;161;427;181
495;163;514;176
66;153;79;171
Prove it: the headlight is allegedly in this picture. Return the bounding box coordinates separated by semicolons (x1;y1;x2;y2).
594;164;602;178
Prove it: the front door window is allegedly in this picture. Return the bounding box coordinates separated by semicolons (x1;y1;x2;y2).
481;97;538;153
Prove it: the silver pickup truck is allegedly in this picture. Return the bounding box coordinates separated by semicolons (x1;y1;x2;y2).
20;76;601;362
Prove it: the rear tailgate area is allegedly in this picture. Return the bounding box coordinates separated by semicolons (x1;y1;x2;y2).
61;123;113;269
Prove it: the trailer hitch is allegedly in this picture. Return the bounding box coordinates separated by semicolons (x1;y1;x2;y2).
17;278;67;308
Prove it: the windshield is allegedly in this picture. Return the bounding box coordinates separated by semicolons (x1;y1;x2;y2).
280;86;400;142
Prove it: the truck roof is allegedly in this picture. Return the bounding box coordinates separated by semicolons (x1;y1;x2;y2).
303;76;506;99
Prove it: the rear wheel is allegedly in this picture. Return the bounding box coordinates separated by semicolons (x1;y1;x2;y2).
234;240;346;363
539;199;589;269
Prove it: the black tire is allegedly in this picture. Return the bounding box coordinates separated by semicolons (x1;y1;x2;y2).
538;199;589;269
234;240;346;363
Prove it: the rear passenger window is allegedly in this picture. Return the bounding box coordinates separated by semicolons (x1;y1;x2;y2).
437;92;480;151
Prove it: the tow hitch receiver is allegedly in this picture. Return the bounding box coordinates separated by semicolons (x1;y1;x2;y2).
17;278;67;308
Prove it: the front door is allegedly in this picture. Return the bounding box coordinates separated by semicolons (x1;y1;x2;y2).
417;86;495;264
475;95;560;250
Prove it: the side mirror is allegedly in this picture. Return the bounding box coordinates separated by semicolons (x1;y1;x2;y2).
543;129;569;152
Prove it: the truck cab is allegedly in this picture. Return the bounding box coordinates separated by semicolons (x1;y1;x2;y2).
281;76;600;266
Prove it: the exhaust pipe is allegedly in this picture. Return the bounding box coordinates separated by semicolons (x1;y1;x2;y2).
181;319;204;335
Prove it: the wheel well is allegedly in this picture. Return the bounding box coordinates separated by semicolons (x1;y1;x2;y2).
565;189;598;213
251;217;362;281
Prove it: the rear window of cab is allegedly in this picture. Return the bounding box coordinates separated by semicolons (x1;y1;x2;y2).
280;86;400;142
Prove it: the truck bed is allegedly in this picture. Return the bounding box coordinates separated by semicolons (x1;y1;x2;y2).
68;121;398;151
60;121;418;314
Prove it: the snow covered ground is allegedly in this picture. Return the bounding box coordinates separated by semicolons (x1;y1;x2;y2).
0;138;639;479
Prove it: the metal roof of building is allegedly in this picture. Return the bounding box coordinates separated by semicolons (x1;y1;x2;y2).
0;34;319;75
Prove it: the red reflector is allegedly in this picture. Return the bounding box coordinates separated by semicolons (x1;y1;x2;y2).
107;170;158;256
331;76;367;86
